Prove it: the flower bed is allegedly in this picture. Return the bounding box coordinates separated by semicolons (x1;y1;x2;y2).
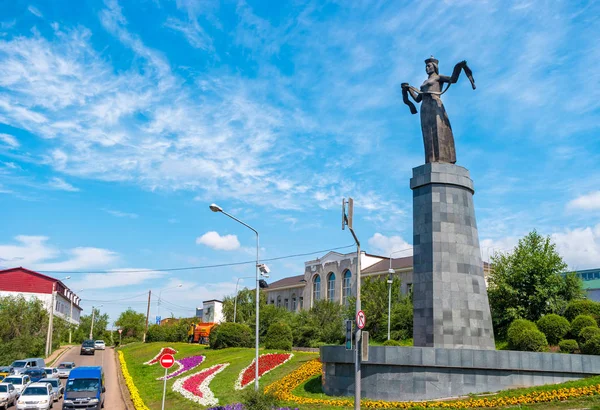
157;355;205;380
207;405;298;410
143;346;178;365
118;351;150;410
173;363;230;406
265;359;600;409
235;353;293;390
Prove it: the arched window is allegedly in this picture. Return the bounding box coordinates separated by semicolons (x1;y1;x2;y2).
327;272;336;301
342;270;352;306
313;275;321;302
277;296;281;307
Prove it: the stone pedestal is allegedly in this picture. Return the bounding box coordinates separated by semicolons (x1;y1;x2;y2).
410;163;495;349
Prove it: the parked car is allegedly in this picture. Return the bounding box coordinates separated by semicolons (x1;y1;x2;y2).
57;362;76;379
0;367;13;380
93;340;106;350
0;382;18;409
16;382;53;410
21;368;46;383
2;375;31;395
62;367;104;410
42;368;59;378
38;378;62;402
80;340;95;356
10;359;45;375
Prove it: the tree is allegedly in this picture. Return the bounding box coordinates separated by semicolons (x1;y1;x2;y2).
292;300;345;347
72;308;110;343
222;288;267;325
115;309;146;340
487;230;585;338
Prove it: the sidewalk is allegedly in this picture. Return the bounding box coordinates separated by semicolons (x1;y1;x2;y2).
46;345;74;366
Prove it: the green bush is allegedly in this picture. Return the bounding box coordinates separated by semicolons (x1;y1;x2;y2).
146;324;167;342
240;388;279;410
209;322;254;349
264;322;293;351
578;326;600;345
382;339;402;346
564;300;600;322
512;329;548;352
581;334;600;355
507;319;538;349
571;315;598;340
558;339;579;354
536;314;570;345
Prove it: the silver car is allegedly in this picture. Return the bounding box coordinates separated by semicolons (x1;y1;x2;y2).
56;362;76;379
0;382;18;409
94;340;106;350
38;378;62;402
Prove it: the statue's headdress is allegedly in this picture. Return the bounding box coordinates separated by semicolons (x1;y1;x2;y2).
425;56;439;74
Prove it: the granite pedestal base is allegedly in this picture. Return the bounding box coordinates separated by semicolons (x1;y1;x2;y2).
411;163;495;349
321;346;600;402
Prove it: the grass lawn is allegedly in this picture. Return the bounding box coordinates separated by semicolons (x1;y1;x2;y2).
120;342;600;409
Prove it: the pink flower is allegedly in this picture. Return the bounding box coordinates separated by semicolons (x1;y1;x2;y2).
157;355;205;380
173;363;230;406
144;347;178;365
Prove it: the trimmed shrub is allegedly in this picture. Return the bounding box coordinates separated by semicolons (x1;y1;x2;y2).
571;315;598;340
264;322;293;351
382;339;402;346
581;334;600;355
578;326;600;345
209;322;253;349
564;300;600;322
507;319;538;350
536;314;570;345
558;339;579;354
240;388;279;410
512;329;548;352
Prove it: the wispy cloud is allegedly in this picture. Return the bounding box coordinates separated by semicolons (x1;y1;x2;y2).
567;191;600;211
102;208;139;219
0;133;19;148
48;177;79;192
164;17;213;50
27;5;43;18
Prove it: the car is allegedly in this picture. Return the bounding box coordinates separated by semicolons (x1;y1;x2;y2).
38;379;62;402
62;367;104;410
93;340;105;350
56;363;76;379
22;368;46;383
16;382;53;410
10;359;45;375
0;382;18;409
0;367;13;380
80;340;95;356
2;375;31;395
42;368;58;379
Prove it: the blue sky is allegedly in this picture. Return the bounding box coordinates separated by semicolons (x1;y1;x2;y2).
1;0;599;323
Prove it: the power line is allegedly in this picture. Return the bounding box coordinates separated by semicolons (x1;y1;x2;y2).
35;244;356;274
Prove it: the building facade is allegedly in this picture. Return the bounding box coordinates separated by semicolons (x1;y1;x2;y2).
0;267;83;325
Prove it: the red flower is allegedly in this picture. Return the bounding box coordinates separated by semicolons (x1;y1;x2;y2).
237;353;292;389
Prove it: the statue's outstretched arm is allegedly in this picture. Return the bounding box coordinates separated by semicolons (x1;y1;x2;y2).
440;61;476;90
401;83;419;114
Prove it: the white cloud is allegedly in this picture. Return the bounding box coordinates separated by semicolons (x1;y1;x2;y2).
69;268;165;290
27;5;43;18
367;233;412;257
552;224;600;270
48;177;79;192
0;235;117;270
102;208;138;219
567;191;600;211
480;237;520;262
0;133;19;148
164;17;212;50
196;231;240;251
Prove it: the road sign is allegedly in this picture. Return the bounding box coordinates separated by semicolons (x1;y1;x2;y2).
118;329;123;334
345;320;353;350
361;331;369;361
156;316;161;325
356;310;366;329
160;354;175;369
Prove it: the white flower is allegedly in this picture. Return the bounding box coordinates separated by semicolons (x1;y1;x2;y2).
143;347;178;365
173;363;230;406
234;353;293;390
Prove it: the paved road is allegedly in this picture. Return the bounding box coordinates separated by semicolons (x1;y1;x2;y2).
53;347;127;410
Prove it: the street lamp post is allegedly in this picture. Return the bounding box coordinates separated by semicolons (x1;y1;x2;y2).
69;289;84;344
210;203;264;392
45;276;70;357
89;304;103;340
234;276;254;323
157;284;183;323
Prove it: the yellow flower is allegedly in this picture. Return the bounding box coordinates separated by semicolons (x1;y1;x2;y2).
118;351;150;410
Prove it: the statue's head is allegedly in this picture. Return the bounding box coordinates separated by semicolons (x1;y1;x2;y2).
425;56;439;75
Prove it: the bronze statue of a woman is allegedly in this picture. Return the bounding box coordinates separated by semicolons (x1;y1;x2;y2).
402;57;475;164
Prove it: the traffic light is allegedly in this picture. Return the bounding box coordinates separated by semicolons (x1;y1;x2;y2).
345;320;353;350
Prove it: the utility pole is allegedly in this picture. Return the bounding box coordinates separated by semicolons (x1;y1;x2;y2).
45;283;56;357
143;290;151;343
89;307;96;340
343;198;361;410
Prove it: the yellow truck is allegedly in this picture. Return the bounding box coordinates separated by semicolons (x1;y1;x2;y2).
187;322;216;344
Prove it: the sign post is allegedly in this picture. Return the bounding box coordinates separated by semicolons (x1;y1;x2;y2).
160;354;175;410
118;329;122;346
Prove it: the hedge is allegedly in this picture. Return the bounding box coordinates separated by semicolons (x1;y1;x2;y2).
511;329;548;352
578;326;600;345
209;322;254;349
558;339;579;354
507;319;538;350
536;314;570;345
264;322;293;351
564;300;600;322
581;334;600;355
571;315;598;341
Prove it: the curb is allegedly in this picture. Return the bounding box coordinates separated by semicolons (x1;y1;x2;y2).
114;348;135;410
47;345;74;367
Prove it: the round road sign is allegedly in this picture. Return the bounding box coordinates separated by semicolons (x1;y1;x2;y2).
356;310;366;329
160;354;175;369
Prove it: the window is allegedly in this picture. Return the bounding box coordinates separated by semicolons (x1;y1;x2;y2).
277;296;281;307
299;297;304;309
342;270;352;306
284;298;289;310
291;294;297;311
327;272;336;301
313;275;321;302
407;283;413;294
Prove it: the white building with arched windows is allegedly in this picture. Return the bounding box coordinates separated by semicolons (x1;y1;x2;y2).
264;251;415;311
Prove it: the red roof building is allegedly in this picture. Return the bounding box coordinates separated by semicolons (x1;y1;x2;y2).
0;267;83;325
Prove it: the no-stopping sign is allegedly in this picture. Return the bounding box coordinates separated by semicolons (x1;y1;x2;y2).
356;310;366;329
160;354;175;369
